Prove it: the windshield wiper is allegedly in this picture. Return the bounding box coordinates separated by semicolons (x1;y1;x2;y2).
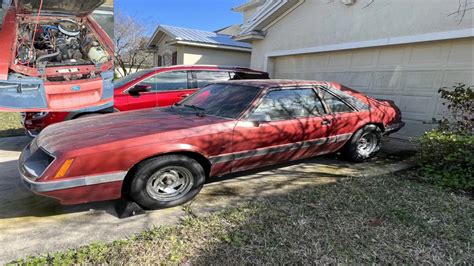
184;104;206;117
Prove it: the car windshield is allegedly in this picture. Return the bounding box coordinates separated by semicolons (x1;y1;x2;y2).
114;69;156;88
176;84;262;119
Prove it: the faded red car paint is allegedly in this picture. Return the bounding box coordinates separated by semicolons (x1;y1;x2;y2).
22;65;269;136
19;80;404;205
0;0;114;111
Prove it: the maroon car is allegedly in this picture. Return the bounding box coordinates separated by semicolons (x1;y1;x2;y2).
19;80;404;209
22;65;269;136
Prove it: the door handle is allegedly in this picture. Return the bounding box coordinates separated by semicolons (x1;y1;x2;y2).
321;119;331;126
179;94;190;98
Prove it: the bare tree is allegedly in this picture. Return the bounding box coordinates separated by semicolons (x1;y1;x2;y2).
114;11;153;77
448;0;474;23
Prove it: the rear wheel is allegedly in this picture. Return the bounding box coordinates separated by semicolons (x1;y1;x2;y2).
342;124;382;162
128;155;205;209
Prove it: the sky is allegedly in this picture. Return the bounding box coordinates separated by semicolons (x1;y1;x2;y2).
115;0;246;36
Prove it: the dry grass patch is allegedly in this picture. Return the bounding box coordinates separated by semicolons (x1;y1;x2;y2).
0;112;24;138
13;172;473;264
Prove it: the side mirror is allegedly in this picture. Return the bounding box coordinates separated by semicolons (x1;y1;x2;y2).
129;84;151;97
247;113;271;126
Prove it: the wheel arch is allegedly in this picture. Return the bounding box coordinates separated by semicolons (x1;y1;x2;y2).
121;150;212;196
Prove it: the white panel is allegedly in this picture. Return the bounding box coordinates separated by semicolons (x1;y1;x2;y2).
373;71;403;89
448;39;474;64
409;43;443;64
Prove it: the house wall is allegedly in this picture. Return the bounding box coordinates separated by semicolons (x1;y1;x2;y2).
247;0;473;138
182;46;251;67
250;0;473;70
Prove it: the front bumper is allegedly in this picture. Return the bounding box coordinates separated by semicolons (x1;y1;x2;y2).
384;121;405;135
0;70;114;112
19;144;126;204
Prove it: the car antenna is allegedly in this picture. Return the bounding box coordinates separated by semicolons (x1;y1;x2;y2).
30;0;44;66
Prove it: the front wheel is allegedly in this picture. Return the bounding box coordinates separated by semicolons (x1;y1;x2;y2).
128;155;205;209
342;124;382;162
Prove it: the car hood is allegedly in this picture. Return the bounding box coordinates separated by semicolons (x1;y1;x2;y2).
15;0;104;16
36;108;229;154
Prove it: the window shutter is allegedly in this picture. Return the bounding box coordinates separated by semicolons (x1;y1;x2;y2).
172;52;177;65
157;55;162;67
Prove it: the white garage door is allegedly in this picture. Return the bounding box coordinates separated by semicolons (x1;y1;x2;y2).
273;38;474;139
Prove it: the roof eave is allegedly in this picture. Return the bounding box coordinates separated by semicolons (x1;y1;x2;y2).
232;0;265;12
238;0;304;38
168;40;252;52
233;33;266;42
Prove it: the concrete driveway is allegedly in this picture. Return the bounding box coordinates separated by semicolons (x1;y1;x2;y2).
0;136;415;263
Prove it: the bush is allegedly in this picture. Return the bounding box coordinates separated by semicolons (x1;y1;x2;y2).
417;83;473;192
417;130;474;191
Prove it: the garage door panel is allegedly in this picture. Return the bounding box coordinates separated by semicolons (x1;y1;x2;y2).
345;71;373;87
399;95;437;121
373;71;403;89
377;46;407;66
448;39;474;65
351;49;377;68
409;43;445;65
405;71;442;89
328;52;352;69
441;70;474;87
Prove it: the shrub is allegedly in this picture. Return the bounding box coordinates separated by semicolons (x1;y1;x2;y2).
417;83;474;192
417;130;474;191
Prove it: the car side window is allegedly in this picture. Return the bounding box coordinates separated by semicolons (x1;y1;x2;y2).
319;89;354;113
251;88;325;121
195;71;231;87
137;71;189;92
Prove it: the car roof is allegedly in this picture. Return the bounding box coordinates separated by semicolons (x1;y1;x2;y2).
213;79;334;89
149;65;268;74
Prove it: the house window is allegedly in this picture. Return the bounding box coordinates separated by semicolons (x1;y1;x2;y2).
251;88;326;121
162;52;173;66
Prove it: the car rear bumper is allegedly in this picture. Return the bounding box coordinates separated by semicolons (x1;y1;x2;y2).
19;144;126;205
384;121;405;135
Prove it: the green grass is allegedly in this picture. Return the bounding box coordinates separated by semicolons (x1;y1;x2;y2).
12;172;473;264
0;112;24;138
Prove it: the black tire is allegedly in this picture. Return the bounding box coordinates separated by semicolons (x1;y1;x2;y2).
128;155;205;209
342;124;382;162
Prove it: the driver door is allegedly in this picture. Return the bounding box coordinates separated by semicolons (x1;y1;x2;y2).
231;87;329;173
125;74;159;110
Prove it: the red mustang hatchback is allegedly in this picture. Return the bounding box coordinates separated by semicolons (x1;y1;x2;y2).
19;80;404;209
22;65;269;136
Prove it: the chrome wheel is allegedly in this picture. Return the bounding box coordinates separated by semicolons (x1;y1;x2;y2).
145;166;194;201
357;132;378;157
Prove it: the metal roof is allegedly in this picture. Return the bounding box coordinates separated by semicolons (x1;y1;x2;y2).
159;25;252;49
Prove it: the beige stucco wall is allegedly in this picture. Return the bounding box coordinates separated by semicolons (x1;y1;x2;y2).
182;46;251;67
245;0;473;138
152;35;179;66
250;0;473;71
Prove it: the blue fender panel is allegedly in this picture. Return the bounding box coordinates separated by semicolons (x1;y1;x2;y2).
101;70;114;101
0;74;48;109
